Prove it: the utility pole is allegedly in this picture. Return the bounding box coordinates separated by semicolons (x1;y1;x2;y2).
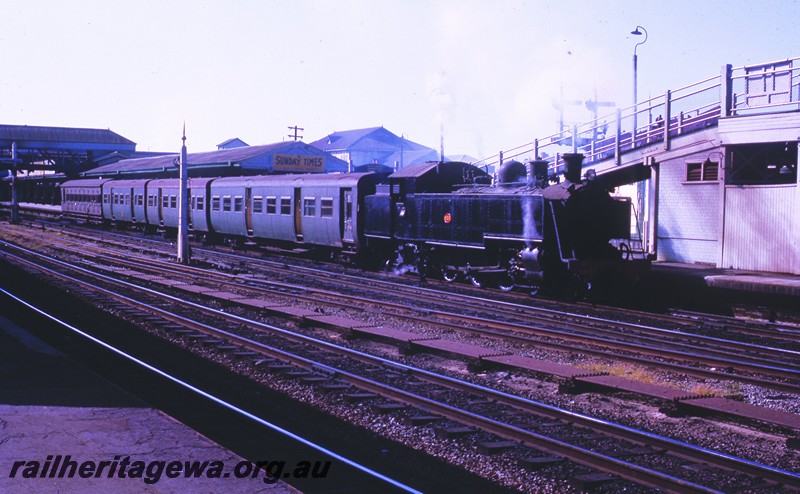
287;125;304;141
177;125;191;265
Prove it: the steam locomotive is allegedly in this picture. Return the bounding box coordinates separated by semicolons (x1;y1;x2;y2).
60;154;646;298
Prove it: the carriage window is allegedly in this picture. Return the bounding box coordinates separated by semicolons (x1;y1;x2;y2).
233;196;244;212
253;196;263;214
125;194;130;205
303;197;316;217
148;195;155;207
196;196;205;211
222;196;232;212
280;197;291;215
171;195;177;208
320;198;334;218
191;197;197;210
136;194;143;206
211;196;221;211
103;193;110;204
266;197;277;214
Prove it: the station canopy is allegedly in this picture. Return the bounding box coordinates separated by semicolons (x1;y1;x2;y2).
0;124;136;175
81;140;349;178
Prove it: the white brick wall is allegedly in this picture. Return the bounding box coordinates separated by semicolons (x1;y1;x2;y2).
657;154;720;264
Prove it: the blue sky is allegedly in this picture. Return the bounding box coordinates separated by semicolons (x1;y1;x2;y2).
1;0;797;160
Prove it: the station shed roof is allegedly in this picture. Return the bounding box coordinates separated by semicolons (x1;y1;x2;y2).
81;140;348;178
0;124;135;148
0;124;137;175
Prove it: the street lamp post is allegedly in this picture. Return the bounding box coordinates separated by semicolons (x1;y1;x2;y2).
631;25;647;141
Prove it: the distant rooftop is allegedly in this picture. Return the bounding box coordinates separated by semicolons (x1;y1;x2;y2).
0;124;136;146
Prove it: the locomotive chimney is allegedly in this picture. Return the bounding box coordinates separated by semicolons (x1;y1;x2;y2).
562;153;584;183
532;160;549;187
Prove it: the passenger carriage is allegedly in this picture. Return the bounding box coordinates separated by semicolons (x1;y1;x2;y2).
60;178;112;221
145;179;180;229
103;179;150;224
208;173;379;254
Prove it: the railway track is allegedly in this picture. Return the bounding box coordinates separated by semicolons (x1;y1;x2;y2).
1;234;799;492
6;225;799;392
3;225;800;432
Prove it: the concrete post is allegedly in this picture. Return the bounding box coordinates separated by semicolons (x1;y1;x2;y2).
177;129;191;265
10;142;19;224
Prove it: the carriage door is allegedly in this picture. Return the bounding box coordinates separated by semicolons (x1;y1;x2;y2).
245;187;253;236
126;187;134;221
158;188;164;226
294;188;304;241
342;188;355;244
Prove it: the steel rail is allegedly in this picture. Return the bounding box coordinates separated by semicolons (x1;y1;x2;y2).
92;246;800;378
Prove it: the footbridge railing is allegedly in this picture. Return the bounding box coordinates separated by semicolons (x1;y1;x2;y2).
474;57;800;176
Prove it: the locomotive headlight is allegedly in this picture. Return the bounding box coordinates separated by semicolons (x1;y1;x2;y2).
443;212;452;224
584;169;597;182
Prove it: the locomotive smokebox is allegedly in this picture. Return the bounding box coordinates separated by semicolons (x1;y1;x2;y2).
562;153;584;183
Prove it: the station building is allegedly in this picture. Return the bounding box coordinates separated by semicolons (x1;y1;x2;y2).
80;140;348;179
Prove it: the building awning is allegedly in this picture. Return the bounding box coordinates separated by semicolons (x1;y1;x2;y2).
594;162;651;189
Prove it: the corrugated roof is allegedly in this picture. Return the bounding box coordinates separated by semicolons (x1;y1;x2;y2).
383;148;440;167
310;127;384;151
388;161;442;178
0;124;135;146
83;140;343;176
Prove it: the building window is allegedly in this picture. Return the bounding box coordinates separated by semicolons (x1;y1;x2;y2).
303;197;316;217
726;143;797;185
280;197;291;215
320;198;334;218
686;161;718;182
266;197;277;214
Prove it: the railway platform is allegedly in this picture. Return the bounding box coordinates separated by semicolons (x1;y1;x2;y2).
0;309;298;493
638;261;800;318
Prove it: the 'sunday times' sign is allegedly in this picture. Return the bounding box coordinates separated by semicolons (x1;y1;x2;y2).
273;154;325;172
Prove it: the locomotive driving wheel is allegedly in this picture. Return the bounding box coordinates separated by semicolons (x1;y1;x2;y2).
442;269;460;283
496;274;515;292
468;274;484;288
